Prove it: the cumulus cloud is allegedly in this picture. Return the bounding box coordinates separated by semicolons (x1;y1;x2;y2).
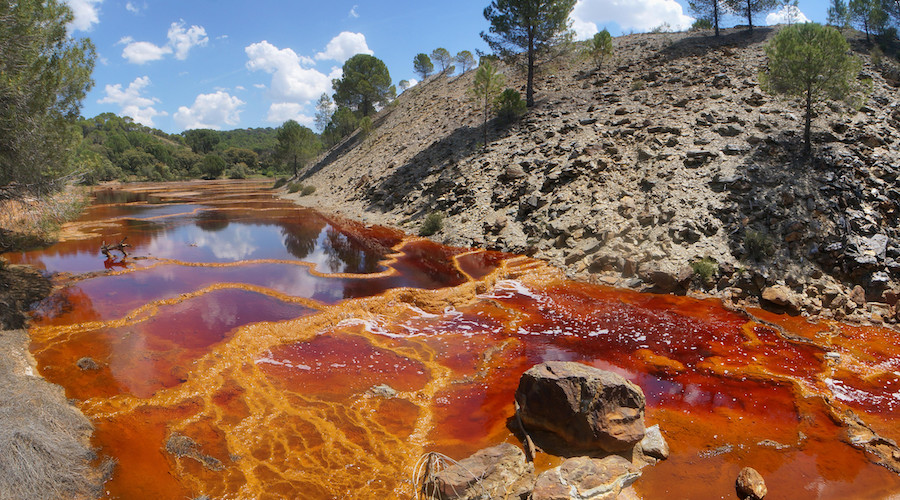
315;32;373;63
266;103;316;126
167;21;208;60
570;0;694;37
122;41;171;64
64;0;102;32
173;91;244;130
246;41;333;103
121;20;207;64
97;76;167;126
766;5;810;25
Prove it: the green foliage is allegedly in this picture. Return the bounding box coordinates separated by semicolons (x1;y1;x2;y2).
455;50;476;73
850;0;889;41
470;61;506;147
584;29;614;71
413;53;434;80
399;80;411;92
359;116;374;137
0;0;96;189
691;257;719;283
691;18;714;31
273;177;288;189
481;0;576;106
431;47;453;73
276;120;321;176
333;54;395;117
322;107;360;147
744;230;775;261
760;23;866;153
183;129;220;154
828;0;851;28
419;212;443;237
650;22;674;33
724;0;778;31
314;94;334;133
630;79;646;91
223;147;258;170
496;88;527;123
199;154;226;180
287;182;302;194
301;185;316;196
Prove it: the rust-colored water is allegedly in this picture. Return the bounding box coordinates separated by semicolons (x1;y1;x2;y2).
8;180;900;499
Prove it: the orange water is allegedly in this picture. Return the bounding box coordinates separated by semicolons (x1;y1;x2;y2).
8;181;899;499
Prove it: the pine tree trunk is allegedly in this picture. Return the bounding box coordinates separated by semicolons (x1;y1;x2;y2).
526;27;535;107
747;0;753;31
804;87;812;155
714;1;720;36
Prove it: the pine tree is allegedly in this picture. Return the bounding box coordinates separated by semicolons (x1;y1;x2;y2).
827;0;851;29
455;50;476;74
470;61;506;148
431;47;453;73
689;0;725;36
849;0;888;42
481;0;576;107
584;29;613;72
760;23;867;154
413;53;433;80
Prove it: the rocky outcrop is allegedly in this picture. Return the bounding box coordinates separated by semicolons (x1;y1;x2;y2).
515;361;646;454
531;456;640;500
422;443;534;500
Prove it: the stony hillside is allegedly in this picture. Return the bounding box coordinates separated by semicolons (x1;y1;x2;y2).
289;26;900;325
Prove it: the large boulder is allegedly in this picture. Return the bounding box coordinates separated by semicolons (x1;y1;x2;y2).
516;362;646;454
531;455;641;500
423;443;534;500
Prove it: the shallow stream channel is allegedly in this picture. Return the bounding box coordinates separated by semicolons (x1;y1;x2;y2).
5;180;900;498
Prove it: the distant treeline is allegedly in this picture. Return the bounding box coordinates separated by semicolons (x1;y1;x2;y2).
76;113;287;183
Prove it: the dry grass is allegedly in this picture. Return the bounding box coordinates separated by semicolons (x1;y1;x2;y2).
0;186;89;251
0;331;103;500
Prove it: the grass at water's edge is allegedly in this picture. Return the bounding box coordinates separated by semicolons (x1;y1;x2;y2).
0;185;90;253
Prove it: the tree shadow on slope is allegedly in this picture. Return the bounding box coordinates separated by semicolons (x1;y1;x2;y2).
660;27;774;62
363;119;516;215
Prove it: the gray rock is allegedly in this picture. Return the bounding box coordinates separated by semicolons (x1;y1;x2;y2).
532;456;640;500
637;424;669;460
423;443;534;500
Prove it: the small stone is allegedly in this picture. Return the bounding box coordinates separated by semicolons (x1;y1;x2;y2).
736;467;767;500
76;357;100;371
638;424;669;460
367;384;397;398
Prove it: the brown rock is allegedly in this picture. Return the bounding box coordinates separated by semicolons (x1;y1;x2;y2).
761;285;800;314
850;285;867;306
516;361;646;453
736;467;767;500
423;443;534;500
532;456;640;500
639;262;692;294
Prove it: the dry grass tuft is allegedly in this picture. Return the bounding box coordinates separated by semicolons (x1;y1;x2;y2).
0;186;88;252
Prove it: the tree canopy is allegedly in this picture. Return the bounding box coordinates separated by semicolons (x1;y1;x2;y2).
759;22;866;154
724;0;777;31
481;0;576;107
276;120;321;176
584;29;613;71
455;50;476;73
470;60;506;147
431;47;453;73
333;54;395;117
689;0;725;36
849;0;888;41
828;0;851;28
413;53;434;80
0;0;96;188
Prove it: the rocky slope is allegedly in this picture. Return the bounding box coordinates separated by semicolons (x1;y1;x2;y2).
288;26;900;325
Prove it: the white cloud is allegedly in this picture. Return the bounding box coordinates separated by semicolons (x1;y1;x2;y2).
253;83;267;89
246;41;333;103
349;5;359;18
125;1;145;14
173;91;244;130
314;32;373;63
766;5;809;25
120;20;207;64
64;0;102;32
122;41;171;64
167;21;208;60
570;0;694;37
235;85;246;91
98;76;167;126
266;103;316;126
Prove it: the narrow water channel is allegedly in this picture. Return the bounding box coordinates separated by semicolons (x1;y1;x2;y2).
6;181;900;499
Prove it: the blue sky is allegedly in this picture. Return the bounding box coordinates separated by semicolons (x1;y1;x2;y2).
65;0;829;134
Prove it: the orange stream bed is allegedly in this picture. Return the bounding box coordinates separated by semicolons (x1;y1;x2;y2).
9;181;900;499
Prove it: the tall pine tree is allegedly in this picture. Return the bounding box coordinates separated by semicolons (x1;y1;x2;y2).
689;0;725;36
725;0;778;32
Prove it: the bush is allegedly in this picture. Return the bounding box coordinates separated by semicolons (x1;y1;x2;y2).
744;230;774;261
273;177;288;189
419;212;443;237
199;154;226;180
630;79;645;91
227;163;249;179
287;182;303;194
301;185;316;196
691;257;719;284
496;88;527;123
691;18;713;31
359;116;374;137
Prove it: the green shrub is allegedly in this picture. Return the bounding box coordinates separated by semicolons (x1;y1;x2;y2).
496;88;527;123
691;257;719;283
301;185;316;196
359;116;374;137
691;18;713;31
630;79;645;91
227;163;249;179
744;230;774;261
419;212;443;237
287;182;303;194
273;177;288;189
